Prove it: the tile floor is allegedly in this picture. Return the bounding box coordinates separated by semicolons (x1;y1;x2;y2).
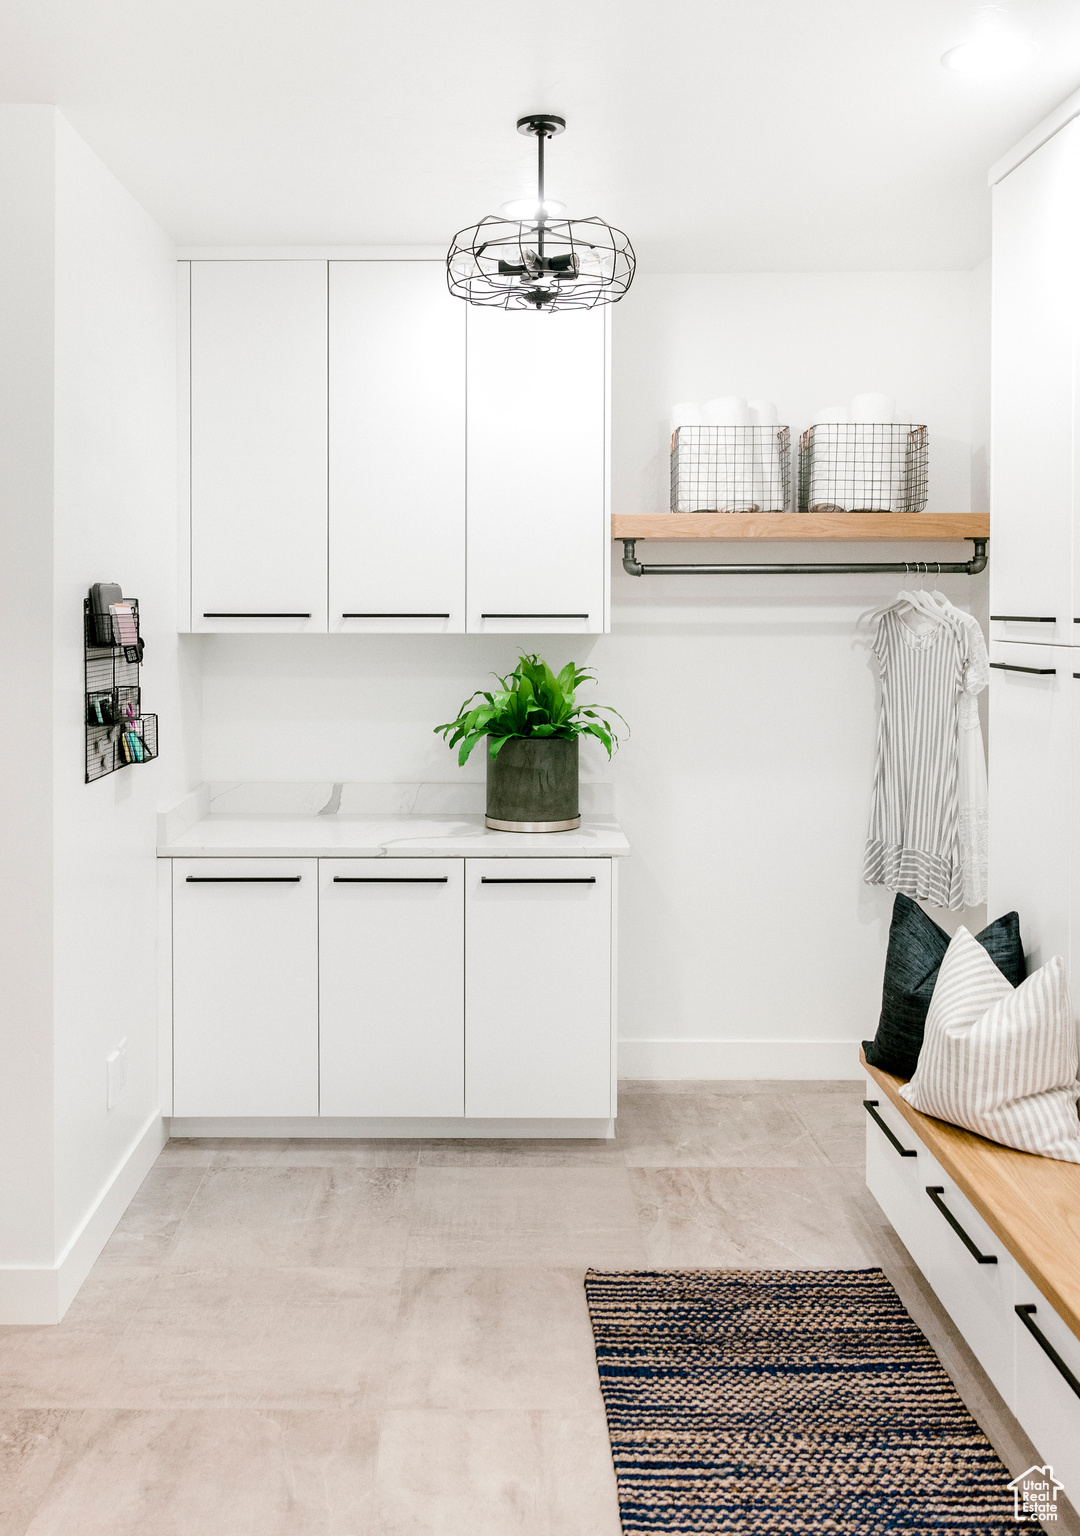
0;1081;1071;1535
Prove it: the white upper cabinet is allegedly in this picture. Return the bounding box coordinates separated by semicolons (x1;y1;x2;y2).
329;262;466;633
189;261;328;632
465;306;609;635
990;118;1080;645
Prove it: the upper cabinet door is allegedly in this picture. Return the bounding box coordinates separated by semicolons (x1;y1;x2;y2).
329;263;465;633
190;261;328;632
466;307;609;635
990;119;1080;645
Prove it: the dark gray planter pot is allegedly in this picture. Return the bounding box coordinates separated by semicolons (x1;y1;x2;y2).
485;736;580;832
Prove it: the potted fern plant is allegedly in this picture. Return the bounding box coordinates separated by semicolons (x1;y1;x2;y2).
435;654;626;832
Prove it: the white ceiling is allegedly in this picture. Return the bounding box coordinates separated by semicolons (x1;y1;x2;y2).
1;0;1079;269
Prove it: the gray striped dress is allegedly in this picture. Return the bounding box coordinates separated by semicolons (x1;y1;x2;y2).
863;608;967;910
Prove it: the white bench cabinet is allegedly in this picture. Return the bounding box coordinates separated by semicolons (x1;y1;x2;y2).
189;261;328;634
1012;1274;1080;1497
172;858;319;1117
318;859;465;1117
464;858;613;1118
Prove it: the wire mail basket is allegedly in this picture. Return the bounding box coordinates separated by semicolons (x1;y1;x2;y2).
798;424;928;514
670;426;791;513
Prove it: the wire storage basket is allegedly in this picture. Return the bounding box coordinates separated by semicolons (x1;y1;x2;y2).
798;424;928;514
84;596;158;782
670;426;791;513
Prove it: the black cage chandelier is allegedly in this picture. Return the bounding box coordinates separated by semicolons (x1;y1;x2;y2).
447;114;635;312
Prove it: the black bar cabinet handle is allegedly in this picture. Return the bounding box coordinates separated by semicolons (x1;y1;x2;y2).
341;613;450;619
186;876;301;883
926;1186;997;1263
990;614;1056;623
988;663;1057;676
333;876;448;884
1015;1305;1080;1401
480;613;589;620
862;1100;917;1157
480;876;597;885
203;612;312;619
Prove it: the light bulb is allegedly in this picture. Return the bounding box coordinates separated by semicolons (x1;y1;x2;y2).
499;197;567;220
941;31;1035;75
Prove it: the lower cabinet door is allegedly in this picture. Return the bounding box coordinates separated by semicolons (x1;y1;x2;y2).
318;859;465;1116
172;859;319;1116
1012;1276;1080;1499
465;858;612;1118
901;1153;1018;1408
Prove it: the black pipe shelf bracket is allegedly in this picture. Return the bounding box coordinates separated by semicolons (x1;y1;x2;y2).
620;536;989;579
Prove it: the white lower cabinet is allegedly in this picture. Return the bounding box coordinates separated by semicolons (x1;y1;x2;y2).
318;859;465;1116
865;1078;1080;1494
1012;1276;1080;1497
465;858;612;1118
169;855;615;1124
172;859;319;1117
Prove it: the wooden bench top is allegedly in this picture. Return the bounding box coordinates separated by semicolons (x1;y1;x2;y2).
862;1050;1080;1340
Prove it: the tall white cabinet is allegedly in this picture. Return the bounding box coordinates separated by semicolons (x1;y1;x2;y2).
180;256;610;634
988;107;1080;1007
189;262;329;633
989;116;1080;647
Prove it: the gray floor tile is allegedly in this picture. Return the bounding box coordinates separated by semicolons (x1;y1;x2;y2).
95;1168;208;1267
93;1267;401;1411
418;1138;622;1167
21;1409;379;1536
0;1411;82;1536
166;1166;414;1269
370;1408;620;1536
629;1165;881;1268
387;1267;602;1411
616;1088;829;1168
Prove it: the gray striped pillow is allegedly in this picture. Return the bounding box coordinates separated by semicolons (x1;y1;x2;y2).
899;925;1080;1162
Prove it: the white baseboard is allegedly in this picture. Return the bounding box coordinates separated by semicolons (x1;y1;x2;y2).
617;1038;864;1081
0;1110;166;1325
167;1115;615;1140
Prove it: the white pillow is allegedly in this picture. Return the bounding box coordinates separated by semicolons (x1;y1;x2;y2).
899;925;1080;1163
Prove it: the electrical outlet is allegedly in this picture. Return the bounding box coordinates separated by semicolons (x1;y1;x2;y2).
106;1040;128;1111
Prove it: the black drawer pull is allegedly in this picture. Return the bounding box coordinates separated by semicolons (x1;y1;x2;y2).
863;1100;917;1157
480;613;589;620
342;613;450;619
480;876;596;884
333;876;448;883
185;876;301;883
990;614;1056;623
1015;1305;1080;1400
203;612;312;619
926;1186;997;1263
988;663;1057;676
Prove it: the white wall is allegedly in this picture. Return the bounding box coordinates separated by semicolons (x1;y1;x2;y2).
195;267;990;1079
51;116;191;1277
0;107;58;1281
0;108;190;1321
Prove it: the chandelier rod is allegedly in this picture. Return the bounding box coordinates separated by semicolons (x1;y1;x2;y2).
536;130;547;260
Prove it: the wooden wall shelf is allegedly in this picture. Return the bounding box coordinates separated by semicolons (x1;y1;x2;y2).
611;513;990;543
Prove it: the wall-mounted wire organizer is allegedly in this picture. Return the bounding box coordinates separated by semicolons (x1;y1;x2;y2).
671;426;791;513
798;424;928;514
84;596;158;782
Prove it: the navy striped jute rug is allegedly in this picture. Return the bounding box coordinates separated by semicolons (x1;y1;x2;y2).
585;1268;1018;1534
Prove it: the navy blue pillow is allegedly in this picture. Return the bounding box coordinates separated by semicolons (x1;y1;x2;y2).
862;894;1026;1079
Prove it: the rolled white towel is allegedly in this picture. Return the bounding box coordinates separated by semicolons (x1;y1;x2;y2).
849;392;895;423
813;406;848;425
670;401;701;432
703;396;751;426
748;399;778;426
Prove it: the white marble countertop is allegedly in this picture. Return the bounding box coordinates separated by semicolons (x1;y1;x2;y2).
158;813;628;859
157;783;628;858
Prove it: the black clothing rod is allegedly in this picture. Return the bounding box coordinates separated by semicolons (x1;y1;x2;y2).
620;538;988;578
